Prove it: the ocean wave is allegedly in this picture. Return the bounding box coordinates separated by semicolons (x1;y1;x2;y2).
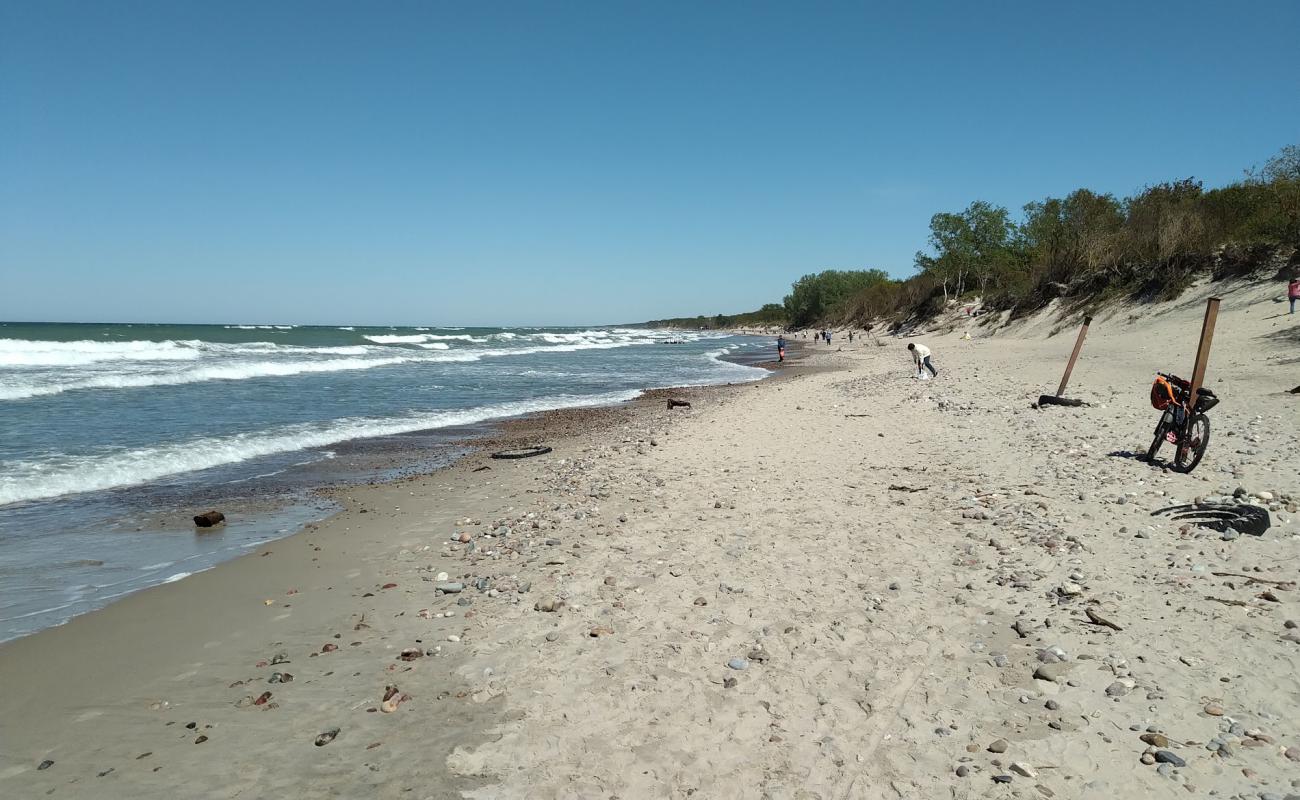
0;332;721;401
0;390;642;506
0;356;411;401
0;338;202;367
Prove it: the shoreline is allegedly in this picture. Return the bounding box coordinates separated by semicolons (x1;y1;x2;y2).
0;347;817;798
3;282;1295;798
0;339;782;644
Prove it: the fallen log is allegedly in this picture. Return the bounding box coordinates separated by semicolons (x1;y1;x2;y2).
667;398;691;410
194;510;226;528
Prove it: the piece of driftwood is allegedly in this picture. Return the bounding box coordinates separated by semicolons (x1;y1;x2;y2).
1210;572;1295;589
1084;607;1123;631
667;399;691;410
194;510;226;527
1203;595;1251;607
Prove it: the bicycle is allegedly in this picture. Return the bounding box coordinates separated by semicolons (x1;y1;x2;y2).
1145;372;1218;472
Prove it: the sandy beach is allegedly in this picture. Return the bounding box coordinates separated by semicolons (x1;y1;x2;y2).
2;276;1297;799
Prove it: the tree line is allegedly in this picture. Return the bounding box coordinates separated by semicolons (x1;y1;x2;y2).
650;144;1299;330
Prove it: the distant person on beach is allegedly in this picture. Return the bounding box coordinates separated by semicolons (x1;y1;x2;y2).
1290;275;1300;314
908;342;938;377
776;335;786;362
848;331;854;343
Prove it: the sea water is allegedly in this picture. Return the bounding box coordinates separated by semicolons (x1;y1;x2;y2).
0;322;770;641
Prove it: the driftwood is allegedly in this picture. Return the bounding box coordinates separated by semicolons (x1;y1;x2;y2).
1084;607;1123;631
667;399;691;410
1204;595;1251;608
1210;571;1295;589
194;510;226;527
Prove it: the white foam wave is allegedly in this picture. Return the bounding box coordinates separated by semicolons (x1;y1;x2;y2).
416;342;451;350
0;390;641;506
0;339;201;367
0;357;410;401
364;334;432;344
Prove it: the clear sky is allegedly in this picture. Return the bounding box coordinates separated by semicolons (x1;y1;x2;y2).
2;0;1298;326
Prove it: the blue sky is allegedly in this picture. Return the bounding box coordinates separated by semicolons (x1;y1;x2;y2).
2;0;1297;326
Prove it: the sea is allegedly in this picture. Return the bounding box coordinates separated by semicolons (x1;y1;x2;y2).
0;321;771;642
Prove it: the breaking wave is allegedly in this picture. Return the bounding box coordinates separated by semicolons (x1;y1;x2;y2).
0;390;641;506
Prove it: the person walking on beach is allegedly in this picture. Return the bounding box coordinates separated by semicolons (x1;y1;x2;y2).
908;342;938;377
1289;274;1300;314
776;335;786;362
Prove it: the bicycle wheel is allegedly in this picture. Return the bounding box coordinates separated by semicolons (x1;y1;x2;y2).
1146;415;1168;462
1175;414;1210;472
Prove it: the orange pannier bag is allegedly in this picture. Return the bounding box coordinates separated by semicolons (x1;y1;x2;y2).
1150;375;1177;410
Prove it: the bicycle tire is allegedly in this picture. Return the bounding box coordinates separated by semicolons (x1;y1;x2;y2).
1175;414;1210;473
1146;417;1167;462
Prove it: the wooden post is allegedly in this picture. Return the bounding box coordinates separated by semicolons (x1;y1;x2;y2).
1055;316;1093;397
1187;298;1221;412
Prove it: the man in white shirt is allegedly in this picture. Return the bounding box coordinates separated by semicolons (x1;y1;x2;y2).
908;342;938;377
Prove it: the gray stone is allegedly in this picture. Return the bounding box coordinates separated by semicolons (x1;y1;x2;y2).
1033;663;1070;682
987;738;1009;754
727;658;749;670
1153;750;1185;767
435;582;464;593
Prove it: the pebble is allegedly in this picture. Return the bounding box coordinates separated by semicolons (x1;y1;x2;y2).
1154;750;1186;767
544;631;559;642
447;635;460;643
37;760;53;771
1033;663;1069;682
992;774;1012;784
1010;762;1037;778
435;582;464;594
987;738;1009;753
1140;733;1171;748
955;765;970;777
727;658;749;670
1140;753;1156;765
1204;703;1224;716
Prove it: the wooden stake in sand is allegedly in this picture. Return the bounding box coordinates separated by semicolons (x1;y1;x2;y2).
1055;315;1093;398
1187;298;1220;414
1036;316;1092;408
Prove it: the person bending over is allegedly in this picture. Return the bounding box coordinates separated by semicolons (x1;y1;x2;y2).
908;342;938;377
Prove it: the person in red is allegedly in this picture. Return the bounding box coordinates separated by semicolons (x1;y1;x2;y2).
1289;274;1300;314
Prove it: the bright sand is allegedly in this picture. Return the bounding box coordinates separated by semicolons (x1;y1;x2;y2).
1;276;1297;799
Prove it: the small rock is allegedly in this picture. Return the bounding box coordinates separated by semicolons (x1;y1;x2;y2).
1154;750;1186;768
727;658;749;671
435;582;464;593
1140;733;1171;748
1011;762;1037;778
37;760;54;771
988;739;1009;753
1033;663;1069;682
693;597;708;606
534;598;564;613
1204;703;1224;716
1140;752;1156;765
956;765;970;777
314;728;340;747
992;774;1013;784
